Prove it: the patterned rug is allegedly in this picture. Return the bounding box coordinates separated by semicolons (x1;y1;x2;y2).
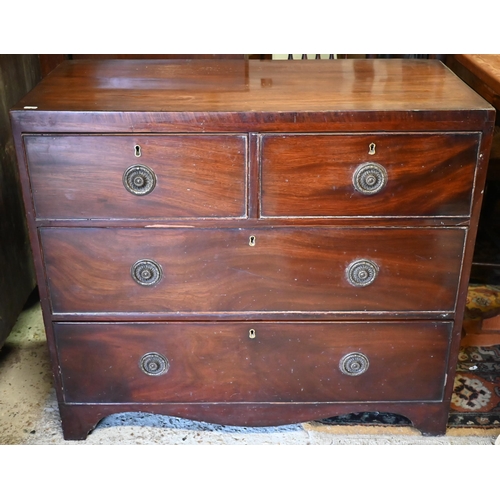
318;285;500;430
449;344;500;427
465;284;500;320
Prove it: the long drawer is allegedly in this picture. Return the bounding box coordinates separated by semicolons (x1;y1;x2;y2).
55;321;452;404
260;133;480;217
41;227;465;314
24;134;247;219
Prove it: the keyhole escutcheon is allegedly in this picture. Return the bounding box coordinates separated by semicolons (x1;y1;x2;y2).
135;145;142;157
249;235;256;247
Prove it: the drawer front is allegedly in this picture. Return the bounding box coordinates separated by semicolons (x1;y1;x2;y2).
24;134;247;219
261;133;479;217
55;321;451;404
41;227;465;314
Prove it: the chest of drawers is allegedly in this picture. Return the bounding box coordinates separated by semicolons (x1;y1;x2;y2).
10;59;495;440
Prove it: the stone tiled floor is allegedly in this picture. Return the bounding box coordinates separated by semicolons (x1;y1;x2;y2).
1;294;499;445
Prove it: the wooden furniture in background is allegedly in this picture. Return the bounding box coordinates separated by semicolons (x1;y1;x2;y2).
447;55;500;113
10;58;494;439
447;55;500;285
446;54;500;347
0;55;39;349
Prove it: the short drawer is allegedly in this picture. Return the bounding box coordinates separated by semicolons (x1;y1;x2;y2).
260;133;479;217
41;227;465;315
55;321;451;404
24;134;247;219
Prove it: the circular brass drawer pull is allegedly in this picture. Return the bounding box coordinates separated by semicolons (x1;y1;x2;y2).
339;352;369;376
352;162;387;195
346;259;379;287
123;164;157;196
131;259;163;286
140;352;169;376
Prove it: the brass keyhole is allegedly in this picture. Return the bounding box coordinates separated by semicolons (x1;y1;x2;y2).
135;145;142;158
249;329;256;339
249;235;256;246
368;143;376;155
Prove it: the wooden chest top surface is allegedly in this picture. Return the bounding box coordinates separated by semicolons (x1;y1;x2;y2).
10;60;495;136
10;59;491;112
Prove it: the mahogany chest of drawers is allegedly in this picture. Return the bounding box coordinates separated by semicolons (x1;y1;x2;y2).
10;59;495;440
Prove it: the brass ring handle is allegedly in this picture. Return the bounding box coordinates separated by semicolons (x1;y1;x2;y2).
131;259;163;286
346;259;379;287
139;352;169;376
352;162;387;195
339;352;369;376
123;164;157;196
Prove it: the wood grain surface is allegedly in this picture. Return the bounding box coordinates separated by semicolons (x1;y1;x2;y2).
55;321;451;404
261;133;479;217
12;59;490;113
40;227;466;315
25;134;247;219
10;59;494;134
